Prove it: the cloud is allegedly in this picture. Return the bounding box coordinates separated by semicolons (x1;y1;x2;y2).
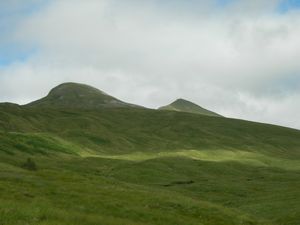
0;0;300;129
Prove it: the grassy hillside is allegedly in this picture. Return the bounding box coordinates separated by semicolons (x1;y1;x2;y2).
1;105;299;158
159;98;222;117
0;83;299;225
0;104;300;225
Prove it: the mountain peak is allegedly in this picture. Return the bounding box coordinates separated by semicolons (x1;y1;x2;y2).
27;82;141;109
48;82;108;97
173;98;193;104
159;98;222;117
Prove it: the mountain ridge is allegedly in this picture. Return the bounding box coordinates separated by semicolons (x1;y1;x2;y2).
24;82;222;117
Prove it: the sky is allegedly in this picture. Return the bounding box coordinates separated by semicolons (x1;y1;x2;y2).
0;0;300;129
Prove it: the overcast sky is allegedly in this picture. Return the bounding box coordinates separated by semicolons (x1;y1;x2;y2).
0;0;300;129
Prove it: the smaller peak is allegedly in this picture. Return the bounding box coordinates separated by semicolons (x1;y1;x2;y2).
174;98;185;102
171;98;197;107
173;98;192;103
159;98;222;117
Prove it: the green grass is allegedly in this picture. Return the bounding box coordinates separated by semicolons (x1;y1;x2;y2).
0;105;300;225
0;155;265;225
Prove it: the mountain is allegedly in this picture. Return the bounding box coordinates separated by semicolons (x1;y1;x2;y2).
26;82;141;109
159;98;222;117
0;83;300;225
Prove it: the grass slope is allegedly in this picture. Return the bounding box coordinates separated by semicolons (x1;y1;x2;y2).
0;104;300;225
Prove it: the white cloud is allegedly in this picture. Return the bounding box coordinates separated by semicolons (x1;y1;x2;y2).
0;0;300;129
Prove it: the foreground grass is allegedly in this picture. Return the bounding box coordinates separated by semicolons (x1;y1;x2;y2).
0;151;299;225
0;155;264;225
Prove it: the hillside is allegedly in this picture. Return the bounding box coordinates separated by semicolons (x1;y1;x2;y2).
159;98;222;117
0;83;299;225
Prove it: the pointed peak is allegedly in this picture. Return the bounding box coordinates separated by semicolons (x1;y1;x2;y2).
173;98;186;102
173;98;194;104
159;98;222;117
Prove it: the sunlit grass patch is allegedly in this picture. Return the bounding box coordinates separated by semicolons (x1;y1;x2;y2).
95;149;300;170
